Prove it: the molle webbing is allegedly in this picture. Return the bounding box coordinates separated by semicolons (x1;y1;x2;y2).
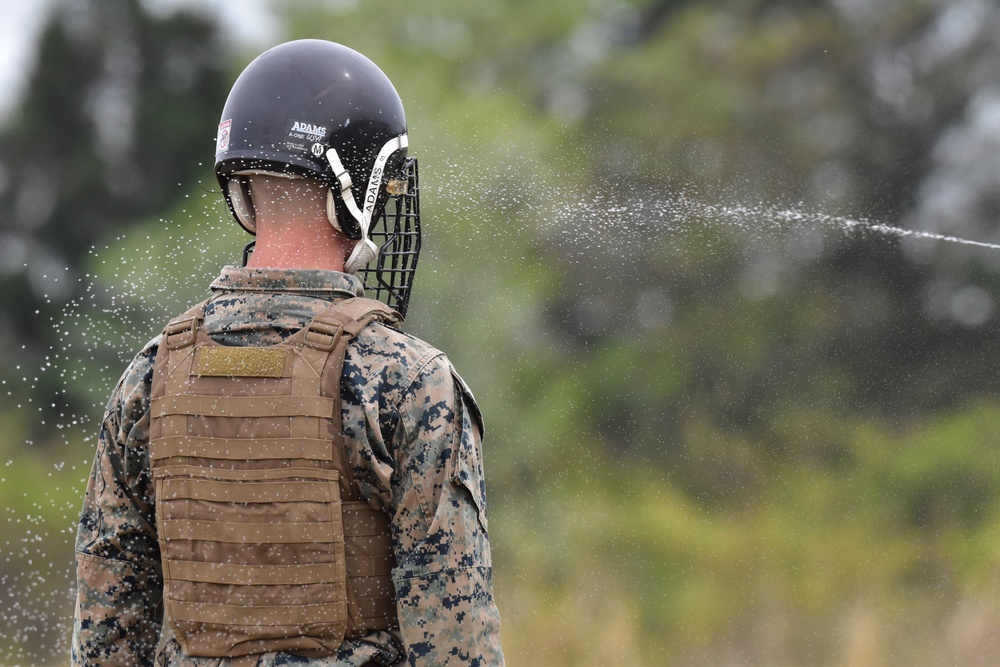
149;297;401;659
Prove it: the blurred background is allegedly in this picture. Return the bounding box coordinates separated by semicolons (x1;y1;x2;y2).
3;0;1000;664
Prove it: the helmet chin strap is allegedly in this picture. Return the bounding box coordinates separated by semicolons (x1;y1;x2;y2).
324;186;377;273
344;237;378;274
326;134;408;275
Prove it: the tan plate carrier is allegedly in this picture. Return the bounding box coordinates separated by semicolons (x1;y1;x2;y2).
149;297;401;658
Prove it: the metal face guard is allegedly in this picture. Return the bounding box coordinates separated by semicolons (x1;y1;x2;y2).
359;158;421;319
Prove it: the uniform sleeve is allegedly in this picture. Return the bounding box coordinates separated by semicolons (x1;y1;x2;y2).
390;354;504;666
72;346;163;667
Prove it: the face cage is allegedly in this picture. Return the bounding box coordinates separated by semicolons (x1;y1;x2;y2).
359;157;420;319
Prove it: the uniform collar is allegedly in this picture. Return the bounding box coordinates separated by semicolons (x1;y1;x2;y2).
209;266;365;297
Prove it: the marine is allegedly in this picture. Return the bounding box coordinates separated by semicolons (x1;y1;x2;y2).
72;39;504;667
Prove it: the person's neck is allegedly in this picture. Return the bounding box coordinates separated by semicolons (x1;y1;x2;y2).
245;216;350;271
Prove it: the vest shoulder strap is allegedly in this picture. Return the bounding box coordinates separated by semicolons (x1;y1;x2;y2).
316;296;401;329
160;299;210;350
296;297;401;351
313;297;402;334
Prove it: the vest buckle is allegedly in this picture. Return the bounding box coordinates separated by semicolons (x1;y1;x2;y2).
164;316;198;349
303;319;344;351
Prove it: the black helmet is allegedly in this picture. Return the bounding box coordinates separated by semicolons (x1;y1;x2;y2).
215;39;420;315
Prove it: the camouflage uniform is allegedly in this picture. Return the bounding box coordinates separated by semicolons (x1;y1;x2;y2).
72;266;504;667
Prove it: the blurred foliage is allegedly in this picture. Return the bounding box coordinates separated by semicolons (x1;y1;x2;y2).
0;0;228;432
5;0;1000;664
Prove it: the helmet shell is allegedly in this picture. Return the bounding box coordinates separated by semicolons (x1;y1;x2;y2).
215;40;408;238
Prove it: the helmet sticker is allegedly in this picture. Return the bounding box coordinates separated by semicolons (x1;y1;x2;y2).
217;119;232;152
286;120;328;154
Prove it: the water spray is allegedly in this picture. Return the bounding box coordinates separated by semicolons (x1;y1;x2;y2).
707;201;1000;252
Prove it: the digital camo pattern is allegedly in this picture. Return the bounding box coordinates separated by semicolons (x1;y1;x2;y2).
73;266;504;667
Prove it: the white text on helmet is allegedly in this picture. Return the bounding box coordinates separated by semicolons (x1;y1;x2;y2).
290;121;327;138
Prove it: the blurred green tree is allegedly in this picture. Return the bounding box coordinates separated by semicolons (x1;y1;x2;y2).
0;0;228;428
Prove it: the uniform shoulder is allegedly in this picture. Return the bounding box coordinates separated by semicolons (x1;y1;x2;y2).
354;320;444;366
124;335;161;385
104;334;161;421
339;320;447;442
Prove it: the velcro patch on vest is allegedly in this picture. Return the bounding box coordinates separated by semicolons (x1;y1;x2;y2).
195;347;289;378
